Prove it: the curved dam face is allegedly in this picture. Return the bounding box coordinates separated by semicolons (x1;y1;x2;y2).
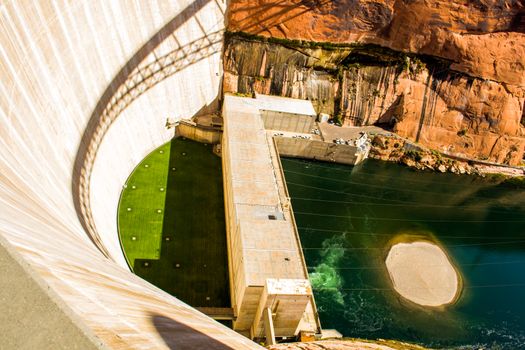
0;1;259;348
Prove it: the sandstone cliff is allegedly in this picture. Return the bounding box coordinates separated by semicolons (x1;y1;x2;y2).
224;1;525;165
227;0;525;85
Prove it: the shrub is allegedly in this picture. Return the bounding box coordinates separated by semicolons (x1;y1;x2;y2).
405;150;423;162
457;129;467;136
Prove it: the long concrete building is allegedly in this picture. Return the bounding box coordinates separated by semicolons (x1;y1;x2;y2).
221;95;321;342
0;1;262;348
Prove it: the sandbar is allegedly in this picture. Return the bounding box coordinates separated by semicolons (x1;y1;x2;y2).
385;241;460;307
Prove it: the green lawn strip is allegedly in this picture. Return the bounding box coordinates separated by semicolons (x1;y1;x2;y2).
118;142;170;267
118;138;230;308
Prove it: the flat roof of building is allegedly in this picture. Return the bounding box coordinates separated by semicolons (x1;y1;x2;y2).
254;93;317;117
222;95;320;334
222;95;307;286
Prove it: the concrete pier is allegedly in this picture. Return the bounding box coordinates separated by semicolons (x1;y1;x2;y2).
222;95;321;341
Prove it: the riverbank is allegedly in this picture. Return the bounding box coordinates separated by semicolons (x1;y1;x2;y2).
369;133;525;178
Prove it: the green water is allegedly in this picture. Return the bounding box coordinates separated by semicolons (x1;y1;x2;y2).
282;158;525;349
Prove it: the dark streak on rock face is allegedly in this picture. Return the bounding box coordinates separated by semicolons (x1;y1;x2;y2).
222;34;525;165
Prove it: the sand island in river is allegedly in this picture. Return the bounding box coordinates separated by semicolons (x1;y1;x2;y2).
385;241;460;307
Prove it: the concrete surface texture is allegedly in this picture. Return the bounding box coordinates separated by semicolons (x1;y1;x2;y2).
275;137;363;165
0;235;108;350
222;95;319;337
255;93;317;116
0;1;261;348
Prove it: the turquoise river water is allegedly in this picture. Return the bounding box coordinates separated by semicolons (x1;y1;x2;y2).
282;158;525;350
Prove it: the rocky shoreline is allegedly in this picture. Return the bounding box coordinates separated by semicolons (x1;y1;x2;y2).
369;134;525;178
267;339;427;350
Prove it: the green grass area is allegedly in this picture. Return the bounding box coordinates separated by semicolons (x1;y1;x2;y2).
118;137;230;308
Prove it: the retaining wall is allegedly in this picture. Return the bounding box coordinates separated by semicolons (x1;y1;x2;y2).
176;120;222;144
275;137;365;165
261;111;314;133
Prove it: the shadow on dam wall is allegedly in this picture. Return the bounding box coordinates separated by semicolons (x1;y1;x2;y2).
151;314;234;350
71;0;225;259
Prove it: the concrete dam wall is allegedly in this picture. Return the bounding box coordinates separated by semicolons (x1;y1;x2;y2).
0;1;260;348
